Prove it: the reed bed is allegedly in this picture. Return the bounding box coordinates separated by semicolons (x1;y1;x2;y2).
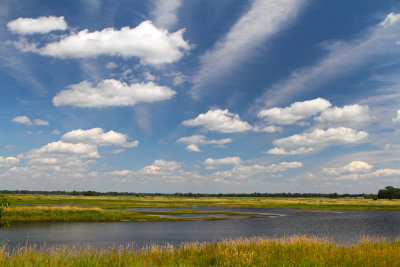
0;236;399;266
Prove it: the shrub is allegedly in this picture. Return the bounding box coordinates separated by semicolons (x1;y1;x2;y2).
0;194;10;227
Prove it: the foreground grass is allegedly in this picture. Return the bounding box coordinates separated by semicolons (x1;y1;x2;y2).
0;236;399;266
8;194;400;210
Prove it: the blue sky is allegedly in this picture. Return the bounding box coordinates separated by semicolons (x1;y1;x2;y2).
1;0;400;193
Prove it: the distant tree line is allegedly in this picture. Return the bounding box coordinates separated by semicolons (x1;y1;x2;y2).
378;186;400;199
0;190;367;198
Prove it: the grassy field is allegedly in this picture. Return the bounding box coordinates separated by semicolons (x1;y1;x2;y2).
0;236;399;266
7;194;400;210
3;194;400;223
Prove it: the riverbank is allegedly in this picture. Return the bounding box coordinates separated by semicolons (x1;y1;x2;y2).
0;236;399;266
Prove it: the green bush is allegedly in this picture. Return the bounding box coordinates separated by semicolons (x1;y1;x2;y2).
0;194;10;227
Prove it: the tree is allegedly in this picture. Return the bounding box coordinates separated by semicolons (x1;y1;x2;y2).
0;194;10;227
377;186;400;199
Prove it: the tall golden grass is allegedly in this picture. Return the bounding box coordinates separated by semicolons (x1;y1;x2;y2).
0;236;399;266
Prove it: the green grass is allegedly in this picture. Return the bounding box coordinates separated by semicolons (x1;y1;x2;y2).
8;194;400;210
4;205;257;223
0;236;399;266
3;194;400;223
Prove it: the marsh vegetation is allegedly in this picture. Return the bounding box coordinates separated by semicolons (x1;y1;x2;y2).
0;236;399;266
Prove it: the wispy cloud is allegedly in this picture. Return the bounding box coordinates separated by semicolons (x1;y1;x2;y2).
258;13;400;107
151;0;181;29
190;0;306;98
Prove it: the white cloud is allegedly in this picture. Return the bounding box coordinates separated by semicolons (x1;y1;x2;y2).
320;160;400;181
177;135;232;152
105;62;118;69
7;16;67;35
33;119;49;126
182;109;253;133
139;159;182;175
342;161;373;173
26;141;100;159
323;161;373;175
259;13;400;106
12;116;48;126
144;71;156;81
169;72;187;85
269;127;369;154
315;104;370;124
12;116;31;125
214;161;302;179
0;156;19;167
191;0;306;98
258;98;332;125
380;13;400;27
266;147;314;155
52;79;176;108
253;125;282;133
27;20;190;65
51;129;60;135
392;110;400;123
62;128;139;148
110;149;125;154
152;0;181;29
370;168;400;177
204;157;242;168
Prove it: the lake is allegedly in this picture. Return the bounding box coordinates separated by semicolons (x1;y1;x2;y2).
1;207;399;249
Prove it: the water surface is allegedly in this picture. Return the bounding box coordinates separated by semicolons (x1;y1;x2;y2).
1;207;399;249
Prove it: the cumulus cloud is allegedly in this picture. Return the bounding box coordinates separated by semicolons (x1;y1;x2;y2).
62;128;139;148
191;0;306;98
23;20;190;65
259;12;400;106
322;161;373;176
258;98;331;125
343;161;373;173
52;79;176;108
268;127;369;154
266;147;314;155
177;135;232;152
315;104;370;124
152;0;181;29
182;109;253;133
204;157;242;168
214;161;302;179
26;141;100;159
320;160;400;180
12;116;31;125
7;16;67;34
0;156;20;167
139;159;183;175
12;116;49;126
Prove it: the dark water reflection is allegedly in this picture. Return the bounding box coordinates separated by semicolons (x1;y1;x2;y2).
1;207;399;249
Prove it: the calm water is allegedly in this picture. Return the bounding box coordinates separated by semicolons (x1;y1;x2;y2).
1;207;399;249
